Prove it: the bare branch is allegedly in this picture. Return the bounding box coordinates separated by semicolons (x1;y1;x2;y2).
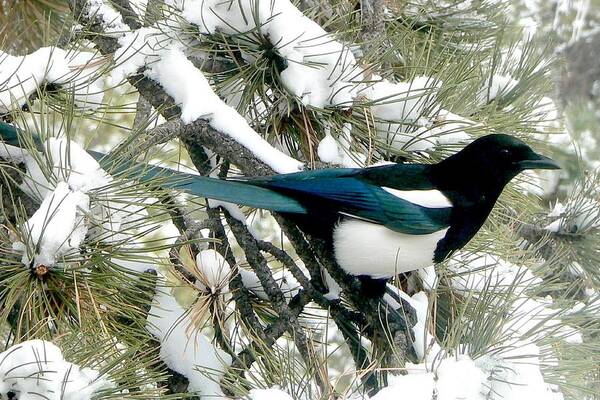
109;0;142;29
112;119;182;160
360;0;386;55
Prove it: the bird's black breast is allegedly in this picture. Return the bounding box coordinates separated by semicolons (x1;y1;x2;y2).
432;199;496;263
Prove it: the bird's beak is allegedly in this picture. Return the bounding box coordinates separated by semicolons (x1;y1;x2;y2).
517;152;561;170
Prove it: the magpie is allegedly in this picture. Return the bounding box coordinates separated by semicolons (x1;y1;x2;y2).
175;134;560;293
203;135;559;287
0;122;559;290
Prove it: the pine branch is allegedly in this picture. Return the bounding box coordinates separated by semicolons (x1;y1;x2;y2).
111;119;182;161
66;0;421;394
0;160;39;222
223;210;331;395
360;0;386;55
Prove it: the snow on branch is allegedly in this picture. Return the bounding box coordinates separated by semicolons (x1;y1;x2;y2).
12;182;89;269
167;0;478;158
171;0;363;108
380;247;584;400
383;282;569;400
148;48;303;173
544;172;600;235
0;339;114;399
83;0;130;34
0;47;105;113
74;0;480;172
7;136;148;270
248;387;294;399
362;76;472;152
109;26;303;173
19;137;111;200
147;274;232;398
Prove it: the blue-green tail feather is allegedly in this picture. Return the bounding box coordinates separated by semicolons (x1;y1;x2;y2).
1;121;306;214
0;121;43;149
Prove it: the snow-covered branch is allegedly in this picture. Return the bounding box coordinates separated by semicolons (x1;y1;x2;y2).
5;135;151;272
0;0;592;398
0;47;105;113
147;274;233;398
4;1;305;174
0;340;114;399
170;0;362;108
103;20;304;173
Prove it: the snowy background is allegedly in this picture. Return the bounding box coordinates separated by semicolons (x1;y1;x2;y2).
0;0;599;399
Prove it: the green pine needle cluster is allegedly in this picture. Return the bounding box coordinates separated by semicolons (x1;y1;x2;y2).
0;0;598;399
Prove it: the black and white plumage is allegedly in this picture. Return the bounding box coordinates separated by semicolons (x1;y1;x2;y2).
0;122;560;288
222;134;560;283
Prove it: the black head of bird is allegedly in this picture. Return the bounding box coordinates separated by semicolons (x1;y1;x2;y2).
431;134;560;205
424;134;560;270
446;134;558;170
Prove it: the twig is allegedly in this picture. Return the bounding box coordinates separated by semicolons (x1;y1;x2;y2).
230;289;312;370
109;0;142;29
360;0;386;55
111;119;183;161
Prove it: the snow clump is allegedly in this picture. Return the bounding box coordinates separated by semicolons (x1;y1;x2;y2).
147;274;232;398
0;339;114;399
0;47;105;113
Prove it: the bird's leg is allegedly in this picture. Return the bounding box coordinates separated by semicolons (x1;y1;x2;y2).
301;234;420;393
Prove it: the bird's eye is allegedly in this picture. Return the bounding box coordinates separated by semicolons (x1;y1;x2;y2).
500;149;511;158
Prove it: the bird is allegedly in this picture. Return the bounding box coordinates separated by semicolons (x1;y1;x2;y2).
0;122;559;294
178;134;560;295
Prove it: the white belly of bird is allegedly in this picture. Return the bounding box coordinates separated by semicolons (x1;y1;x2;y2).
333;219;449;279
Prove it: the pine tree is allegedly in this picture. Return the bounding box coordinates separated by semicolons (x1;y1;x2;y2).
0;0;598;399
